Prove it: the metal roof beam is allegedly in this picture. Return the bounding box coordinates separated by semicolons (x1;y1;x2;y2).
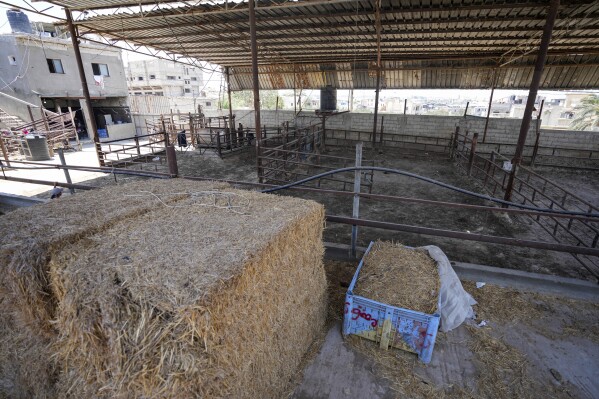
177;35;599;51
185;44;599;58
133;24;599;45
71;0;558;23
81;13;599;40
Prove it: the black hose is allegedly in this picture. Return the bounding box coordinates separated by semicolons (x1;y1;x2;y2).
260;166;599;217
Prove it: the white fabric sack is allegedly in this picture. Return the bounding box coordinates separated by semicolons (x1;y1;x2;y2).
421;245;477;332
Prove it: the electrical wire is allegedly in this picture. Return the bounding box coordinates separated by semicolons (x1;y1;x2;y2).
260;166;599;217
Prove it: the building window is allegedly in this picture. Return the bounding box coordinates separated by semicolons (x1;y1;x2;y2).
133;92;142;95
149;74;156;79
184;88;191;93
47;59;64;74
155;92;163;96
184;79;190;84
92;63;109;76
8;55;17;66
167;76;176;80
206;101;211;106
178;76;181;79
138;76;144;81
191;77;197;81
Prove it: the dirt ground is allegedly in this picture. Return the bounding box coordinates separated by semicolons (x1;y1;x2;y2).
22;144;598;280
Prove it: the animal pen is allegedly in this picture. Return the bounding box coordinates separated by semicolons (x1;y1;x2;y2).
2;0;599;398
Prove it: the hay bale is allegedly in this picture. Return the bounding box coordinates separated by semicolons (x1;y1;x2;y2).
1;180;202;398
354;241;440;314
1;180;327;398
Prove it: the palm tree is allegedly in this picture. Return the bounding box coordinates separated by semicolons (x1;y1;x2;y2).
570;94;599;130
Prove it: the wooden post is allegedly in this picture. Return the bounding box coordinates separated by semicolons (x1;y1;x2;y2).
67;106;81;150
27;106;38;130
134;136;141;156
58;148;75;194
40;109;50;131
350;142;363;258
0;136;10;167
468;133;479;176
166;145;178;177
379;115;385;144
404;98;407;115
463;101;470;117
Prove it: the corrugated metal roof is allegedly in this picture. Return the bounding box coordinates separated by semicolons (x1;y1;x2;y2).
50;0;599;89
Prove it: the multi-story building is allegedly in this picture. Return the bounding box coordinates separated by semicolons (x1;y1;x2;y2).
0;10;132;140
125;59;204;97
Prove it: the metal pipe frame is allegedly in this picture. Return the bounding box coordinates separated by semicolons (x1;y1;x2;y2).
248;0;263;183
326;215;599;257
65;9;104;166
505;0;560;202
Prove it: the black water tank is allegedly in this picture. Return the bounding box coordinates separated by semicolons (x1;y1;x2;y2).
7;9;32;34
320;86;337;112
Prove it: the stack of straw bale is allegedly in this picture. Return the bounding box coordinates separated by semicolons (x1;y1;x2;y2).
0;179;327;398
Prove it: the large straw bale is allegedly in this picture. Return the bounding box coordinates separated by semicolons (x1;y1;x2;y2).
1;179;326;398
0;180;204;398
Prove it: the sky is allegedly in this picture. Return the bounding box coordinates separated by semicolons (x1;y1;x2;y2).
1;1;597;101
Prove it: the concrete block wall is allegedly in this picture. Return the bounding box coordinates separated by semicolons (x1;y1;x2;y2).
131;110;598;162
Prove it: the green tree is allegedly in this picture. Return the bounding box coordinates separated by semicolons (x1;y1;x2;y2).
570;94;599;130
221;90;282;110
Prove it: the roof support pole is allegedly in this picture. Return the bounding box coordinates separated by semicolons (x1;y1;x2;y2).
248;0;263;182
504;0;559;202
482;70;497;143
65;9;103;166
371;0;382;148
293;64;297;114
225;66;235;145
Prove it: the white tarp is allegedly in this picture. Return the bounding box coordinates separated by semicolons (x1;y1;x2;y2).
422;245;477;332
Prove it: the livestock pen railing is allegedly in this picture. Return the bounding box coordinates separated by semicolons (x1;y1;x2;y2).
258;122;375;192
453;130;599;279
96;132;169;172
326;128;452;156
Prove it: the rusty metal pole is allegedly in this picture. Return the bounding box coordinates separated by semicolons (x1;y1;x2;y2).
531;99;544;166
166;145;178;177
248;0;263;183
504;0;559;202
463;101;469;117
468;133;479;176
65;9;104;166
482;70;497;143
293;64;297;114
371;0;382;149
225;66;235;147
